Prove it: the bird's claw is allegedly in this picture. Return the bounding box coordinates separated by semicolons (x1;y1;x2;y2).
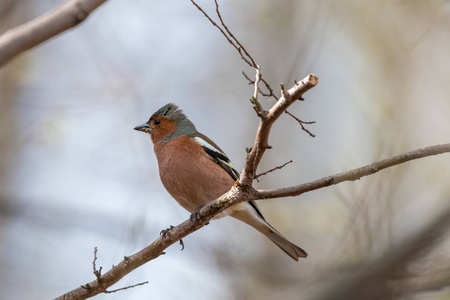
190;205;210;226
160;225;175;238
179;239;185;251
190;205;204;223
160;225;185;251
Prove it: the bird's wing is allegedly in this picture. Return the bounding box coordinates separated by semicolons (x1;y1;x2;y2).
192;134;239;181
192;133;266;221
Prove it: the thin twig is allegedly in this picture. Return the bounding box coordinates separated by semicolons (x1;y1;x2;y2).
261;79;279;100
190;0;254;66
285;110;316;137
213;0;256;67
249;67;267;118
92;247;102;281
243;71;279;100
105;281;149;294
255;160;293;181
190;0;279;101
242;71;253;84
189;0;238;50
253;66;261;100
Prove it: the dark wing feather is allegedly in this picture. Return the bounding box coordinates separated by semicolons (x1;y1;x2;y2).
192;134;266;221
202;146;240;181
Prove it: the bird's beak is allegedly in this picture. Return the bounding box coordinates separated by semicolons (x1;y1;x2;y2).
134;123;151;133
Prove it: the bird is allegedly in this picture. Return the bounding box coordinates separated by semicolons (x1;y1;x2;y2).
134;103;307;261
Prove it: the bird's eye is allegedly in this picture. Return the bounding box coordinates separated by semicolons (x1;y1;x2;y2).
154;119;161;125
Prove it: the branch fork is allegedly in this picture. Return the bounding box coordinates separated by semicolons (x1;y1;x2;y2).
240;73;318;187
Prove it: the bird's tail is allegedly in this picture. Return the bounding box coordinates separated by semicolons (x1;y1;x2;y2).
229;204;307;261
263;224;308;261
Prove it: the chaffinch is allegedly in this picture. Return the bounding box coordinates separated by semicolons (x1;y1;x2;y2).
134;103;307;261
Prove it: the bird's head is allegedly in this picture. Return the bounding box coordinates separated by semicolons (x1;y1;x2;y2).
134;103;196;144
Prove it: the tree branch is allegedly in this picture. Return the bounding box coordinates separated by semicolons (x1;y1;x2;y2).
239;74;319;187
285;109;316;137
190;0;279;101
104;281;149;294
254;143;450;200
54;186;254;300
254;160;293;181
0;0;108;67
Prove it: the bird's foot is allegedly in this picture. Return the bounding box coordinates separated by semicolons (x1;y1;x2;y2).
190;205;210;226
190;205;203;223
160;225;175;238
160;225;185;251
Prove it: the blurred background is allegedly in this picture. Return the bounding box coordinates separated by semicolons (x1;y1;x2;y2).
1;0;450;299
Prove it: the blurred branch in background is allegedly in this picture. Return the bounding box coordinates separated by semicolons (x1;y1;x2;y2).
0;0;107;67
0;0;19;195
319;200;450;300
